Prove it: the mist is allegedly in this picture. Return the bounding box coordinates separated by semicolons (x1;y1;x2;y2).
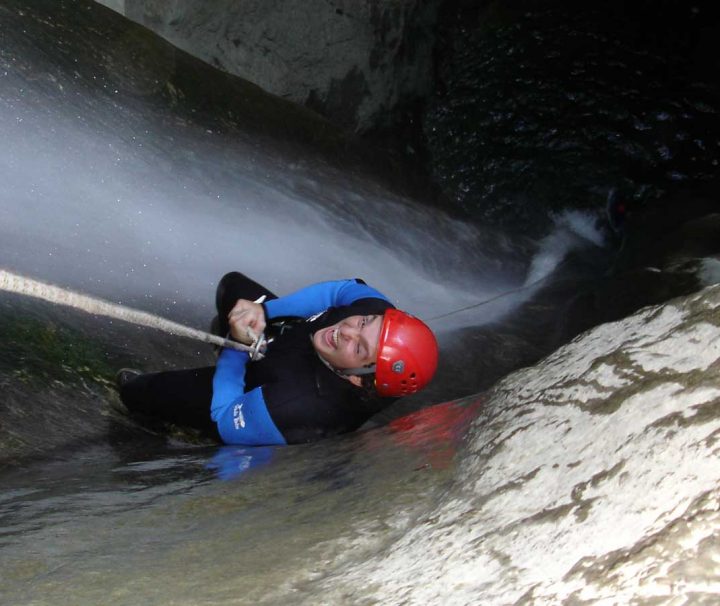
0;59;546;337
0;4;613;346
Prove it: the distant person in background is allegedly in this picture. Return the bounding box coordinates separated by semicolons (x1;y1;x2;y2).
606;188;630;238
117;272;438;445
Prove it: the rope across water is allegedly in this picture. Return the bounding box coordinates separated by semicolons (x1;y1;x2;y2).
0;268;252;354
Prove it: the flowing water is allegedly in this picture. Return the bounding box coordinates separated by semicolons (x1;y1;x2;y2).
1;2;719;604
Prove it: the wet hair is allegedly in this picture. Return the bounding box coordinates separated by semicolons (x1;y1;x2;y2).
355;371;398;414
360;372;376;393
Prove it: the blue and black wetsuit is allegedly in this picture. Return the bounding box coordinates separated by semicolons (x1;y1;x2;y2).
119;272;395;445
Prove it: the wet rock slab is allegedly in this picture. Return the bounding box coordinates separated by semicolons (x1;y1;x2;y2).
0;291;214;466
312;285;720;604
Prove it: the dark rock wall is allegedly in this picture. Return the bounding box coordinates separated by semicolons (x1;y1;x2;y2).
425;0;720;232
103;1;720;229
121;0;442;134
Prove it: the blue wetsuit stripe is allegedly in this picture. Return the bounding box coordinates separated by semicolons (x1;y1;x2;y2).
211;349;286;445
211;279;393;446
263;279;390;320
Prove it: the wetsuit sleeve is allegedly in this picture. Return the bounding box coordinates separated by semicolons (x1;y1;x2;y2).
211;349;287;446
263;279;390;320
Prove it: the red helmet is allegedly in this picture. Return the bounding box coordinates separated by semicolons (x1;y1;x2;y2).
374;309;438;397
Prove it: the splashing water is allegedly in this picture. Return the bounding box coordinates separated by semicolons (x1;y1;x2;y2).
524;210;606;287
0;32;595;338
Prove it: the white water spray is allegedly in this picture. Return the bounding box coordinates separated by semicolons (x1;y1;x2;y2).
524;209;606;286
0;81;528;334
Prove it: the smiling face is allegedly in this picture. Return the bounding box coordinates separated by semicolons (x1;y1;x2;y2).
311;314;383;384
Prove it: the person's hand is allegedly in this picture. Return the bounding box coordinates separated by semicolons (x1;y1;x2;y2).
227;299;267;345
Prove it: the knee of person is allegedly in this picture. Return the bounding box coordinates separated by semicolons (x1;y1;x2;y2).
217;271;246;308
218;271;248;288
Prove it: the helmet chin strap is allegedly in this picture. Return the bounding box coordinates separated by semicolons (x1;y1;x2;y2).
339;364;376;376
315;350;376;378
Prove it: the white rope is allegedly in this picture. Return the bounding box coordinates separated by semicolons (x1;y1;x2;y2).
0;268;255;354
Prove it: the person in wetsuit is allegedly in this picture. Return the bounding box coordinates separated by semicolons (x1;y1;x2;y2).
117;272;438;445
